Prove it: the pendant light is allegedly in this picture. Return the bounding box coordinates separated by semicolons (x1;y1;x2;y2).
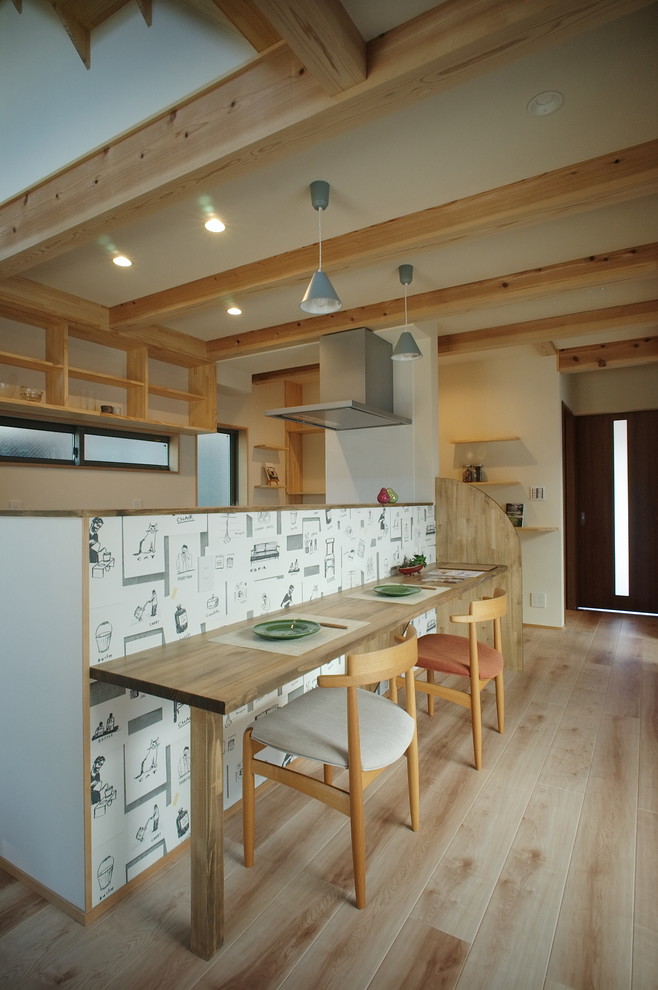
392;264;422;360
300;180;342;314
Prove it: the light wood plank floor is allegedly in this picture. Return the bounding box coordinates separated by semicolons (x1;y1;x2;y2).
1;611;657;990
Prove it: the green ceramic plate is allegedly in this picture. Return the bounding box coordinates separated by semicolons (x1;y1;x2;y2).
373;584;421;597
252;618;321;640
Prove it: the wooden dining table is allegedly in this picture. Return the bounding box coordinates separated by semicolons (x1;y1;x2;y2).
89;562;506;959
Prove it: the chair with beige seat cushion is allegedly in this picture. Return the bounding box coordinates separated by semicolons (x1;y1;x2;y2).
242;627;419;909
412;588;507;770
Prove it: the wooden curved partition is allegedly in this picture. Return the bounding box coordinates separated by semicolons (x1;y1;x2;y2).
435;477;523;670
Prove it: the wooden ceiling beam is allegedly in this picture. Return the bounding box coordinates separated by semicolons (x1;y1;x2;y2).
210;0;280;50
109;139;658;328
252;0;366;95
1;0;652;278
558;334;658;372
437;298;658;355
208;244;658;358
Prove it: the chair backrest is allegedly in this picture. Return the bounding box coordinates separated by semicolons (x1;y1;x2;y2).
450;587;507;658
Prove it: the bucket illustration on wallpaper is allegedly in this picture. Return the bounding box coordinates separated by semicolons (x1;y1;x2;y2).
95;621;113;653
97;855;114;890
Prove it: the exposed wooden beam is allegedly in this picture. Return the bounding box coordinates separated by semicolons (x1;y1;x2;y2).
0;276;109;329
437;298;658;355
252;364;319;383
208;245;658;358
558;335;658;372
109;139;658;328
252;0;366;95
211;0;280;49
1;0;652;277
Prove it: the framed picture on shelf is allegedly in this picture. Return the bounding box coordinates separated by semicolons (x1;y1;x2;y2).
506;502;524;528
264;464;280;486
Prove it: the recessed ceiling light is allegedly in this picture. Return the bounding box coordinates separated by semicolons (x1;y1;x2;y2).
112;255;132;267
527;91;564;116
227;306;242;316
205;218;226;233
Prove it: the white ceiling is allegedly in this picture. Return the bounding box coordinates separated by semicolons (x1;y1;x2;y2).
1;0;657;376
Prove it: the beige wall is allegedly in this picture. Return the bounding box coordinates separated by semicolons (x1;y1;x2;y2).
564;364;658;415
438;348;564;627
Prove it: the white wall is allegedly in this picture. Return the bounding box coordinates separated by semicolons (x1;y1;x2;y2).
564;364;658;415
438;348;564;627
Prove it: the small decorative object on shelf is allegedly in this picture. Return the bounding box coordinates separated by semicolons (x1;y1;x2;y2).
462;464;473;482
506;502;525;527
377;487;389;503
264;464;280;486
399;553;427;576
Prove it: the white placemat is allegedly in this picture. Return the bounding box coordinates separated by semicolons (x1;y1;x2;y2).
346;586;450;605
209;613;369;656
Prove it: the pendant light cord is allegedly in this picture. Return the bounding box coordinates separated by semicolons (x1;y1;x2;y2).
317;206;323;271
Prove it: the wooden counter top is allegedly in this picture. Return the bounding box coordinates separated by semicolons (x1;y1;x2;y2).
90;564;505;714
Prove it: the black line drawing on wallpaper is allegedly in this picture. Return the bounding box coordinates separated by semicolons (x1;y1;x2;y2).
95;620;113;653
260;593;270;612
207;593;219;610
289;559;300;573
176;543;194;574
134;589;158;621
136;803;160;841
178;745;191;783
251;541;279;562
174;603;188;633
173;701;186;723
378;509;387;532
92;712;119;739
176;807;190;838
234;582;247;605
133;522;158;559
134;738;160;781
97;855;114;893
89;516;116;576
281;584;295;608
91;756;117;818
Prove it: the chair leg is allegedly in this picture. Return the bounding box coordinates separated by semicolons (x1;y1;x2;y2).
470;688;483;771
349;777;367;909
242;728;256;867
406;734;420;832
324;764;333;785
495;672;505;734
426;669;435;717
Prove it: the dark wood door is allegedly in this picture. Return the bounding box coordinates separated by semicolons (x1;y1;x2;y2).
575;409;658;613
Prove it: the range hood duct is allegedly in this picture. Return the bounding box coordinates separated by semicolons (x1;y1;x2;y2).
265;327;412;430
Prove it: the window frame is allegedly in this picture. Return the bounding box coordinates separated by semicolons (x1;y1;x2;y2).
0;416;174;471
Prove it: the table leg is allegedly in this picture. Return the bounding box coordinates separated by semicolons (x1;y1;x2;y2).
190;706;224;959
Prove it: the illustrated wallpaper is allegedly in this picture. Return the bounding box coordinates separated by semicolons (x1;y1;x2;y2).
88;504;436;906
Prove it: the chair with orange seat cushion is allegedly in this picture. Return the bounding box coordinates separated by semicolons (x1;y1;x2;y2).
242;626;420;909
412;588;506;770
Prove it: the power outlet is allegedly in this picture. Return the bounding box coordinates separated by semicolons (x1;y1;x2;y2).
9;499;22;510
530;592;547;608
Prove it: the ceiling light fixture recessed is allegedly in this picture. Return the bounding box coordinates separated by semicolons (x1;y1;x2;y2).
527;90;564;116
227;306;242;316
112;255;132;267
205;217;226;233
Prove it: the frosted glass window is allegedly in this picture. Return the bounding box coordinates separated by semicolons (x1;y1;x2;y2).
613;419;629;597
82;431;169;468
198;430;237;505
0;421;75;462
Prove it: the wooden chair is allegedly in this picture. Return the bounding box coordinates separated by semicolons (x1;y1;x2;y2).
242;628;419;909
411;588;507;770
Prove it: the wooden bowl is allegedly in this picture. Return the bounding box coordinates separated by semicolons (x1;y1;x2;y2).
398;564;423;575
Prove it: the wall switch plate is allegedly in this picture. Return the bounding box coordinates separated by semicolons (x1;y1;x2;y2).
530;592;547;608
530;487;545;500
132;498;143;509
9;499;22;510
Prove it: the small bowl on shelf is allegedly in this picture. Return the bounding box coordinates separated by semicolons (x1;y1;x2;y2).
19;386;44;403
0;382;16;398
398;564;423;576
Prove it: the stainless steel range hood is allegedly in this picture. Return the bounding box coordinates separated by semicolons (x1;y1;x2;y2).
265;327;411;430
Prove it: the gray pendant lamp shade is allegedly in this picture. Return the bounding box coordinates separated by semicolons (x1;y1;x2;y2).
391;264;422;361
300;180;342;315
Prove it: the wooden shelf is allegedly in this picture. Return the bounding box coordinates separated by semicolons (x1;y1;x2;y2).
253;444;286;451
452;436;519;444
516;526;558;532
464;480;520;487
286;489;325;496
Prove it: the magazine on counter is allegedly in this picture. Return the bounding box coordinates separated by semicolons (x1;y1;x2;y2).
424;567;487;584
